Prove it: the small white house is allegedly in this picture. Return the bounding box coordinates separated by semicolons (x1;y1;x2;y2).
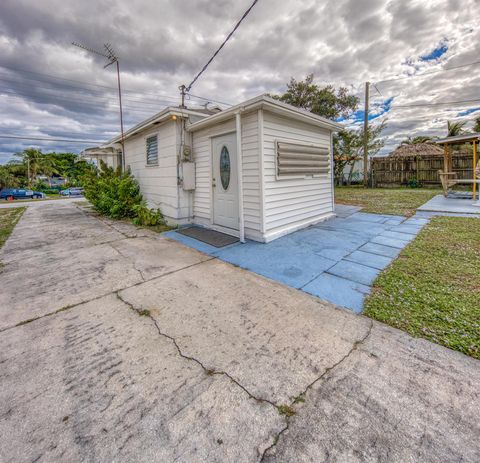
88;94;342;242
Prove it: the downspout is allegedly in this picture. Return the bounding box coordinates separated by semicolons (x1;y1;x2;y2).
330;131;335;214
236;110;245;243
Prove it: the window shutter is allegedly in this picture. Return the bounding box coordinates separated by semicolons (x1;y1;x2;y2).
277;141;330;176
146;135;158;165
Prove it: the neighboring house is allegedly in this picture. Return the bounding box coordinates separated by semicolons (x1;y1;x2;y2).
340;158;367;184
80;146;122;169
87;94;342;242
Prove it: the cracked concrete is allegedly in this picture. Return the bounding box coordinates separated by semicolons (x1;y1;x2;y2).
1;202;479;462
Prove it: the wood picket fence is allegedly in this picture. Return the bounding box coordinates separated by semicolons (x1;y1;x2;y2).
371;154;473;186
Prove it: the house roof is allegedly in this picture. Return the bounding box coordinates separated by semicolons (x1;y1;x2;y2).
387;142;444;158
92;94;343;150
187;94;343;132
106;107;215;145
435;133;480;144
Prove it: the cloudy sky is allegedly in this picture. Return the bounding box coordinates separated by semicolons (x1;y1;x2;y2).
0;0;479;163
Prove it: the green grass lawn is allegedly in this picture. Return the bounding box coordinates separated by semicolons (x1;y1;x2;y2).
364;216;480;359
335;186;440;216
0;207;25;249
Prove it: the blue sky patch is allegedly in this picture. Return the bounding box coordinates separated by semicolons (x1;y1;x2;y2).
420;43;448;61
457;107;479;117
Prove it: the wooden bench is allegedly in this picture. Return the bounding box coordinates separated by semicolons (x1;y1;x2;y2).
438;170;480;197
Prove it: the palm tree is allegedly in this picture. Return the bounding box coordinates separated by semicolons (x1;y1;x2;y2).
447;120;466;137
13;148;57;186
0;166;19;189
473;115;480;133
400;135;433;145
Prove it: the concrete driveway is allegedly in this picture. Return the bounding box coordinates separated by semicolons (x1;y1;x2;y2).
0;203;479;462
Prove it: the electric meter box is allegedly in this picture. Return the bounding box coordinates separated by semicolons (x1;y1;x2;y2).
182;162;195;191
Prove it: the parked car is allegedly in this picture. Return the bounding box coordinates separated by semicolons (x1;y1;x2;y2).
0;189;44;200
59;187;84;197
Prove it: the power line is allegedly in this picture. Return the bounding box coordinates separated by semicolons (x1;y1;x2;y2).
375;59;480;85
0;135;104;143
0;82;184;110
0;64;179;99
0;63;232;108
0;89;160;116
185;0;259;92
0;72;231;111
391;98;480;109
188;92;232;106
0;74;180;106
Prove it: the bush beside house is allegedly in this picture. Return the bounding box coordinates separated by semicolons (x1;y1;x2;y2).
82;161;166;227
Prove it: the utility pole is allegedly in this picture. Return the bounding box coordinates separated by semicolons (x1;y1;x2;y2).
72;42;125;170
363;81;370;187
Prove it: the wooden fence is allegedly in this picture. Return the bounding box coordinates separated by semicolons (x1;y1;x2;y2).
371;154;473;186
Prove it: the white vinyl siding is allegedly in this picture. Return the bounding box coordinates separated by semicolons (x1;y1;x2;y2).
263;111;334;238
123;121;179;220
146;135;159;165
191;111;262;238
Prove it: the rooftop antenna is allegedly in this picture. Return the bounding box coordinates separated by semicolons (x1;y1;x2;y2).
72;41;125;169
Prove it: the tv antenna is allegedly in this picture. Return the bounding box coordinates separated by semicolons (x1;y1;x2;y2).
72;42;125;168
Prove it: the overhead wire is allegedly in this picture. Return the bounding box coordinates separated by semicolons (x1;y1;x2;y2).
185;0;258;91
0;135;104;143
374;59;480;85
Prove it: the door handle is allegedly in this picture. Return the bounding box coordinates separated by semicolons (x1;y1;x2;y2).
212;177;216;188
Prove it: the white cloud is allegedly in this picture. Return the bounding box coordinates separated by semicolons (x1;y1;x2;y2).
0;0;478;162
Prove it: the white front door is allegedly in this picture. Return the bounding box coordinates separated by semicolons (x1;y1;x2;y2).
212;133;239;230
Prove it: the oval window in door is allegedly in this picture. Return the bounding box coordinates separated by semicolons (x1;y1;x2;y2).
220;146;231;190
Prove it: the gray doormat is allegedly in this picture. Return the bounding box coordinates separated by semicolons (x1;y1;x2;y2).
177;226;239;248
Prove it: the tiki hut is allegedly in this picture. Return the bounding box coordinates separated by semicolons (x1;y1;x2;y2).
386;142;444;159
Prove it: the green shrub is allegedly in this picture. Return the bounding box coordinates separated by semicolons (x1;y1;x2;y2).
407;177;422;188
82;161;164;225
132;204;165;226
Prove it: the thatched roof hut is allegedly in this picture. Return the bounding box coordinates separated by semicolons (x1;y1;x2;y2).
387;143;444;159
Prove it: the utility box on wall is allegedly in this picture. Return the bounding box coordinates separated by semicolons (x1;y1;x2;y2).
182;162;195;190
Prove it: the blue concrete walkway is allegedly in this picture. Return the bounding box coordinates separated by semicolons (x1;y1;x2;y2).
165;205;428;313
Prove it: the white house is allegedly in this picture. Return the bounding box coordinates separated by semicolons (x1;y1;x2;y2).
87;94;342;243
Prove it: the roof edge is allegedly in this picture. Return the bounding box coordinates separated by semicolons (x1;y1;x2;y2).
187;94;343;132
436;133;480;144
106;107;211;145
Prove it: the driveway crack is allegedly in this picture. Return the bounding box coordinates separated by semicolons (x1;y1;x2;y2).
260;319;374;462
115;291;278;409
108;242;146;282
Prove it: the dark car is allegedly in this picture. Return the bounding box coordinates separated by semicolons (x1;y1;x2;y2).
59;187;84;197
0;188;44;200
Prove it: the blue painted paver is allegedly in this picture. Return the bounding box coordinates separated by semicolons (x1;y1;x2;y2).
327;260;380;286
214;240;336;289
392;224;424;235
303;273;370;313
344;250;393;270
358;242;402;258
166;210;426;313
348;212;391;223
380;230;415;242
371;235;410;249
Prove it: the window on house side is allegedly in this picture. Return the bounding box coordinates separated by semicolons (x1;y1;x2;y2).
146;135;158;165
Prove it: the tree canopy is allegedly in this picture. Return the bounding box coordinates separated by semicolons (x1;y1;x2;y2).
273;74;359;120
1;149;93;189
